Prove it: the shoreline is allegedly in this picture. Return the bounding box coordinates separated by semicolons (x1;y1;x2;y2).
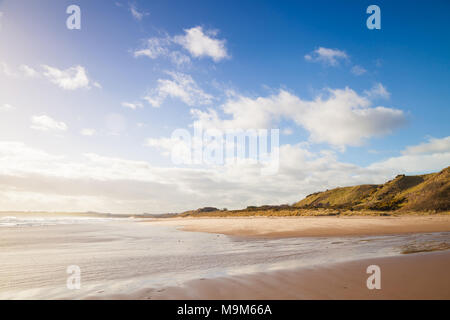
147;215;450;238
101;250;450;300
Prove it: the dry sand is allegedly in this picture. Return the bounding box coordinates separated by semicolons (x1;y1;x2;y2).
148;215;450;238
109;251;450;300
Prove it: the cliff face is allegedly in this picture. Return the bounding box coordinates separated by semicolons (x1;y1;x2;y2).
294;167;450;212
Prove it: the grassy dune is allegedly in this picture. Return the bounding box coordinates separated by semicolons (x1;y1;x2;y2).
295;166;449;212
179;166;450;217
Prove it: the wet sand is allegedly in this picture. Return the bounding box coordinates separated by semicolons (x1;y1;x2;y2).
149;215;450;238
112;251;450;300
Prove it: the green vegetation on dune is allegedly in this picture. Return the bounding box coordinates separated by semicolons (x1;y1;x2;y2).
295;167;449;212
294;184;379;209
178;166;450;217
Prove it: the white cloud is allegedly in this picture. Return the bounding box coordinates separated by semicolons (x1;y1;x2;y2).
173;26;229;62
0;104;14;112
30;115;67;132
19;65;38;77
169;51;191;66
80;128;96;136
402;136;450;155
371;153;450;174
133;26;228;65
1;137;447;213
1;62;38;78
364;83;390;99
144;71;213;107
1;63;101;89
305;47;348;66
0;142;65;175
191;86;405;148
0;12;3;30
129;3;148;21
293;88;402;148
0;141;392;213
134;37;192;67
134;37;170;59
190;97;278;131
351;65;367;76
42;65;99;90
369;136;450;173
1;62;17;77
122;102;143;110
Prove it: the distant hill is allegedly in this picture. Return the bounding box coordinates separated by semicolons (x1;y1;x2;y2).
294;166;450;212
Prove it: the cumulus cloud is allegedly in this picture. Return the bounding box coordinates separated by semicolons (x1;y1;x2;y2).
134;26;228;65
173;26;229;62
42;65;99;90
30;115;67;132
144;71;213;107
191;86;406;148
294;88;402;147
305;47;348;66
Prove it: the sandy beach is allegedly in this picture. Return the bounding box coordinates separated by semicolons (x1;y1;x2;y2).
115;251;450;300
120;215;449;299
148;215;450;238
1;214;449;300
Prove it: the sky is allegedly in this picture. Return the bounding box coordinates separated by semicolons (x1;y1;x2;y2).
0;0;449;213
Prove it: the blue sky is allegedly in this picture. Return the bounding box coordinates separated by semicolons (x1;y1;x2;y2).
0;0;449;213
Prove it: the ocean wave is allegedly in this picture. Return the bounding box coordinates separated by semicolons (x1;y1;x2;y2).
0;216;126;227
